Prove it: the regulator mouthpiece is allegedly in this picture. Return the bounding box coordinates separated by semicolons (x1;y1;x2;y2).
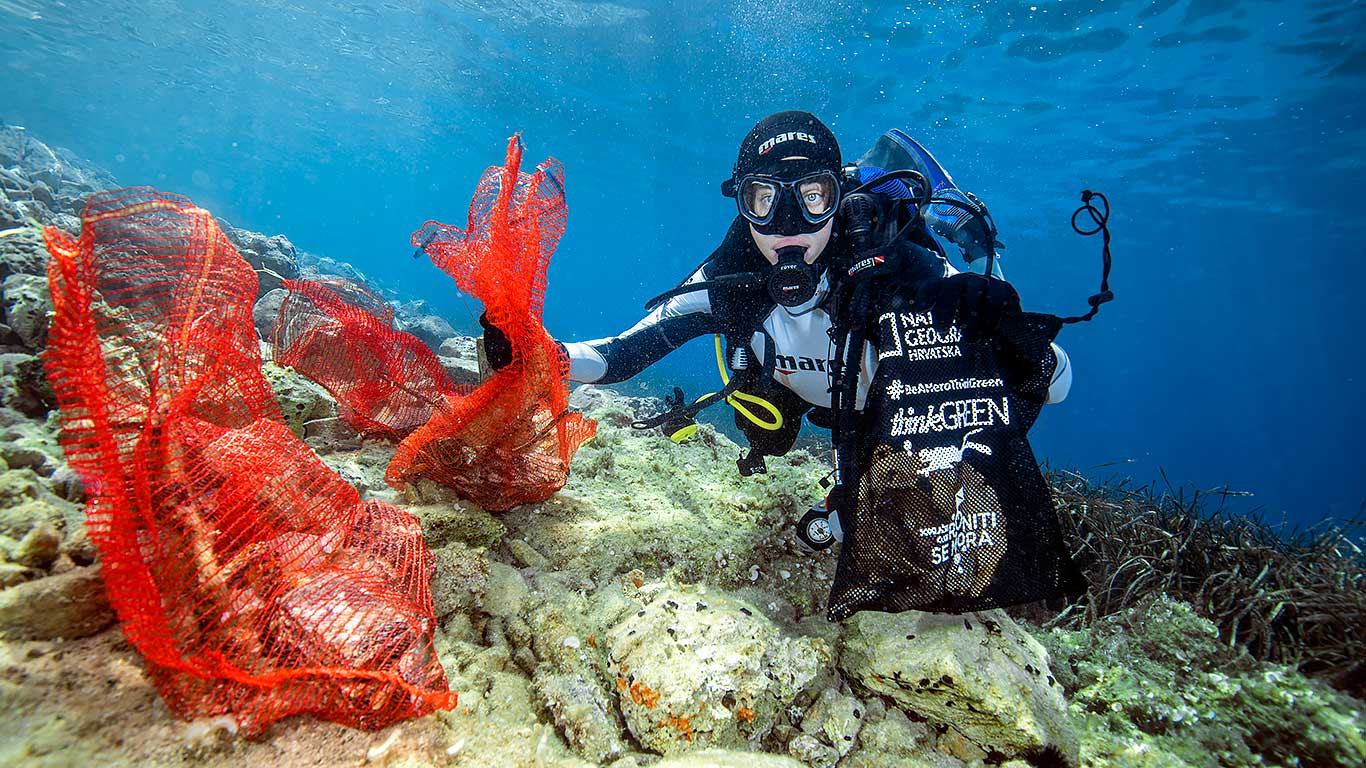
768;245;818;307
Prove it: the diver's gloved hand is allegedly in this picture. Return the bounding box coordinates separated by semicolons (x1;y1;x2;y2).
847;238;943;290
478;312;513;371
930;272;1021;340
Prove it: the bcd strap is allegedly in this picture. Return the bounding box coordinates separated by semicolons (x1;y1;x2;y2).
643;273;764;312
630;333;774;431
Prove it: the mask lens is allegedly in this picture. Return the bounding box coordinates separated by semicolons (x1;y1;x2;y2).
742;179;779;220
796;173;838;218
736;171;842;229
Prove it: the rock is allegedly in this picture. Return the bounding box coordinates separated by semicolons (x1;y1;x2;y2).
261;362;338;436
49;212;81;234
430;542;489;620
10;521;60;569
47;464;85;503
0;497;76;543
2;273;51;350
223;227;299;295
28;180;56;210
607;589;830;755
302;256;372;289
568;384;656;429
1043;595;1366;768
0;565;114;640
0;129;114;194
397;313;458;352
314;443;396;503
0;418;62;475
799;688;864;758
848;708;932;762
0;323;21;351
438;336;481;384
0;354;55;416
652;749;806;768
440;357;481;386
518;584;637;762
0;195;25;230
302;416;362;453
0;427;52;472
840;610;1078;766
0;228;48;279
410;502;506;550
936;727;988;763
481;561;528;619
536;670;630;764
507;538;550;569
60;524;97;566
0;468;46;509
788;733;840;767
0;561;39;587
439;335;476;359
252;288;287;342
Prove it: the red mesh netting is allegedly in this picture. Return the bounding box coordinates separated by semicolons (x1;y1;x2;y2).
385;136;595;511
272;278;467;440
41;188;457;735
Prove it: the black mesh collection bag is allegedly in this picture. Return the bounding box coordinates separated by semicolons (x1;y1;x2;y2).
822;188;1112;620
827;275;1088;620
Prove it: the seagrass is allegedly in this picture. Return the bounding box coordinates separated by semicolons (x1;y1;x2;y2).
1042;470;1365;695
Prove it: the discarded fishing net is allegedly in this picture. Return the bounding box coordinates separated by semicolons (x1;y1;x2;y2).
273;277;466;439
386;136;595;511
42;188;457;735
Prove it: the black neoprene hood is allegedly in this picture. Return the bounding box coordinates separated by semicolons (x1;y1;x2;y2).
724;110;843;193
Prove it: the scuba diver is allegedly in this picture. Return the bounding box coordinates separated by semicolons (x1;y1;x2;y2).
485;110;1111;617
486;110;1070;489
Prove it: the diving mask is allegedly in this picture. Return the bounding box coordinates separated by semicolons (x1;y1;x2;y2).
733;170;841;235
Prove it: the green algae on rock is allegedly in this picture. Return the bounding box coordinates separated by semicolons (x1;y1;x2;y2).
650;748;807;767
262;361;338;437
1038;595;1366;768
841;608;1078;765
607;587;831;755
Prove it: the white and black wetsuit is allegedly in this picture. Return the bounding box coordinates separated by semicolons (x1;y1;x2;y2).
562;219;1073;457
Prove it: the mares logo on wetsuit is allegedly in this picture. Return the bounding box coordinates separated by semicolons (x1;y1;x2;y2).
776;354;839;375
758;131;817;156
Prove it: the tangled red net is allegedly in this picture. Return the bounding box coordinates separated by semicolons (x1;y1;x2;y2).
272;278;467;440
384;136;595;510
42;189;457;735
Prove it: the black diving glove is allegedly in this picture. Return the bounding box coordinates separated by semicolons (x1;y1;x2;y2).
928;272;1021;340
478;312;513;371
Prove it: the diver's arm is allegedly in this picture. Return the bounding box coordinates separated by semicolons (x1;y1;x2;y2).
564;268;722;384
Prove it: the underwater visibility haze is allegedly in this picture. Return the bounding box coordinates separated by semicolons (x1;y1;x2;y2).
2;2;1366;767
3;0;1364;522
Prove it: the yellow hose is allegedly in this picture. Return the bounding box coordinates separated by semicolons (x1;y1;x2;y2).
708;335;783;431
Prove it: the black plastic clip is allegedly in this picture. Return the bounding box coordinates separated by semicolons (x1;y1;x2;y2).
1088;290;1115;307
737;450;768;477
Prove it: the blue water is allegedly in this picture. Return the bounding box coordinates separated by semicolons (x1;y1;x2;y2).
3;1;1364;524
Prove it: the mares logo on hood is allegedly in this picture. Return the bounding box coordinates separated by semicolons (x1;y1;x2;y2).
758;131;817;156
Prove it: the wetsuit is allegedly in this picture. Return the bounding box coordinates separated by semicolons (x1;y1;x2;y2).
562;219;1073;461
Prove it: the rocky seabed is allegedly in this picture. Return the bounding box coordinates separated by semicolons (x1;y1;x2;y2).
0;127;1361;768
